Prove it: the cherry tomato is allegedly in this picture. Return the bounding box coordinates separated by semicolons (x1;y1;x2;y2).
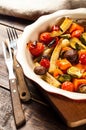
61;81;74;92
39;32;53;44
28;41;44;57
71;30;82;38
51;25;59;31
79;53;86;65
40;58;50;69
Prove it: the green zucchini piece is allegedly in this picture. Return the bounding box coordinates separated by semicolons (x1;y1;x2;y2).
80;32;86;45
60;34;71;39
57;74;72;83
70;37;86;50
67;66;82;78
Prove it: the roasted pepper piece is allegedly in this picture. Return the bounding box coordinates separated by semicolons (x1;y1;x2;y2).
56;58;72;71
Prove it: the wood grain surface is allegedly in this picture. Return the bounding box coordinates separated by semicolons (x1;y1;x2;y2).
0;14;86;130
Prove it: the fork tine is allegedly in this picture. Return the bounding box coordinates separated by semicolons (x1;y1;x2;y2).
6;28;12;41
6;27;18;42
12;27;18;39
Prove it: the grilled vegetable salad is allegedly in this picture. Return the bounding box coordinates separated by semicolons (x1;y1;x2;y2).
27;17;86;93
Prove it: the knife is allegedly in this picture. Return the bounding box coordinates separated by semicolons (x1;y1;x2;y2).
2;41;26;128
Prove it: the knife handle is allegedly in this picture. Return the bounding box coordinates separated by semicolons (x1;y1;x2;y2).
13;55;31;102
9;78;26;128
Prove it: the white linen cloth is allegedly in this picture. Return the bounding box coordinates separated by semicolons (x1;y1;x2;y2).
0;0;86;20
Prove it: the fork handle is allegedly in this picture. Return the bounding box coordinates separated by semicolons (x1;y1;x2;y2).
13;55;31;102
9;78;26;128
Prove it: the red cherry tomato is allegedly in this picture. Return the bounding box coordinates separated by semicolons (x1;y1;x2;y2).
39;32;53;44
61;81;74;92
51;25;59;31
40;58;50;69
28;41;44;57
79;53;86;65
71;30;82;38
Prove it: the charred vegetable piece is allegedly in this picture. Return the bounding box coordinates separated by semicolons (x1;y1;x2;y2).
80;32;86;45
67;66;82;78
42;47;54;59
78;84;86;93
70;37;86;50
57;74;72;83
60;34;71;39
48;38;57;47
42;72;61;87
63;49;79;64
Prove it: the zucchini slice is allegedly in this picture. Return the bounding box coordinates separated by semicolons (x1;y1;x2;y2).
67;66;82;78
51;17;73;37
70;37;86;50
80;32;86;45
48;39;62;74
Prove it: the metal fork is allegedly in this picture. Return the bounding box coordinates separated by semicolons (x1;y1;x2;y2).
6;27;48;107
2;41;25;128
6;27;31;102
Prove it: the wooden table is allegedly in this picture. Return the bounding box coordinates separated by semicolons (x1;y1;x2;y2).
0;14;86;130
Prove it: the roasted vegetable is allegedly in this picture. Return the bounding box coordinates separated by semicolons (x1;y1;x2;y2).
48;39;62;73
79;51;86;65
56;58;72;70
39;32;53;44
78;84;86;93
60;34;71;39
61;81;74;92
53;68;63;78
61;39;70;48
63;49;79;64
73;78;86;91
34;66;47;75
80;32;86;45
67;66;82;78
57;74;72;83
70;37;86;50
27;41;45;57
69;22;84;33
40;58;50;69
51;17;73;37
42;72;61;87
